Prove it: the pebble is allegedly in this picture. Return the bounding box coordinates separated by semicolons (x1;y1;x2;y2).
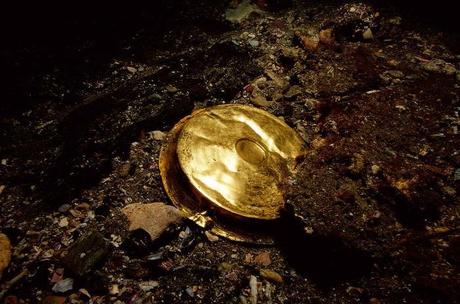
260;269;283;283
58;204;71;213
254;251;271;266
63;231;110;276
298;33;319;51
139;280;159;291
249;275;258;304
363;28;374;40
455;168;460;181
249;40;260;48
0;185;5;195
52;278;74;293
58;217;69;227
126;66;137;73
284;85;302;98
152;130;166;141
319;28;334;45
122;202;183;241
205;231;219;242
421;58;457;75
371;164;381;175
166;85;178;93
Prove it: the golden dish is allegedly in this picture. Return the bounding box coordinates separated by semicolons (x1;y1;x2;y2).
159;104;305;243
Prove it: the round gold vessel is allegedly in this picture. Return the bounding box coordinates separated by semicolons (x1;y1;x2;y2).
159;104;304;243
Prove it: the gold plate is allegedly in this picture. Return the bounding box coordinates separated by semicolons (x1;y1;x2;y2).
159;104;305;243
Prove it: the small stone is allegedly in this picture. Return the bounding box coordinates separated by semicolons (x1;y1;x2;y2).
244;253;254;263
442;186;456;196
250;92;272;107
152;130;166;141
1;159;7;165
218;262;234;272
225;0;261;23
260;269;283;283
254;251;271;266
139;280;159;291
421;58;457;75
52;278;74;293
205;231;219;242
362;28;374;40
0;233;12;278
319;28;334;45
122;202;183;241
248;40;260;48
371;164;381;175
455;168;460;181
109;284;119;295
127;66;137;73
166;85;178;93
58;217;69;228
284;85;302;98
0;185;4;195
298;33;319;51
186;286;195;297
63;231;110;276
58;204;71;213
249;275;258;304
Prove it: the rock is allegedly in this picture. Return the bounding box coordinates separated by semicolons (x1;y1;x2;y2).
63;231;110;276
0;233;12;279
319;28;334;45
371;164;381;175
139;280;159;291
165;85;178;93
249;275;258;304
249;40;260;48
254;251;271;266
455;168;460;181
0;185;5;195
122;202;183;241
58;204;71;213
226;0;261;23
58;217;69;228
126;66;137;73
284;85;302;98
205;231;219;242
297;32;319;51
362;28;374;40
250;91;272;107
421;58;457;75
442;186;456;196
152;130;166;141
52;278;74;293
260;269;283;283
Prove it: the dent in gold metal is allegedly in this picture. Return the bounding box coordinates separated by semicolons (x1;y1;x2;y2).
159;104;305;243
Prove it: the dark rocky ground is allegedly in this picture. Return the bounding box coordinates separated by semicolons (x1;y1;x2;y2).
1;1;459;303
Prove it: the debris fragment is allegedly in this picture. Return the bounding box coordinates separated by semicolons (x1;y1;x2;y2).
249;275;258;304
226;0;261;23
260;269;283;283
122;202;183;241
52;278;74;293
420;58;457;75
63;231;110;276
254;252;271;266
205;231;219;242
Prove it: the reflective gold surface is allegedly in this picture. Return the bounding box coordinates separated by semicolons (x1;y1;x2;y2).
159;104;305;243
177;104;304;220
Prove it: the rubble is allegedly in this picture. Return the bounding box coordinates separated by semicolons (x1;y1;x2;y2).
122;202;183;241
63;231;110;276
